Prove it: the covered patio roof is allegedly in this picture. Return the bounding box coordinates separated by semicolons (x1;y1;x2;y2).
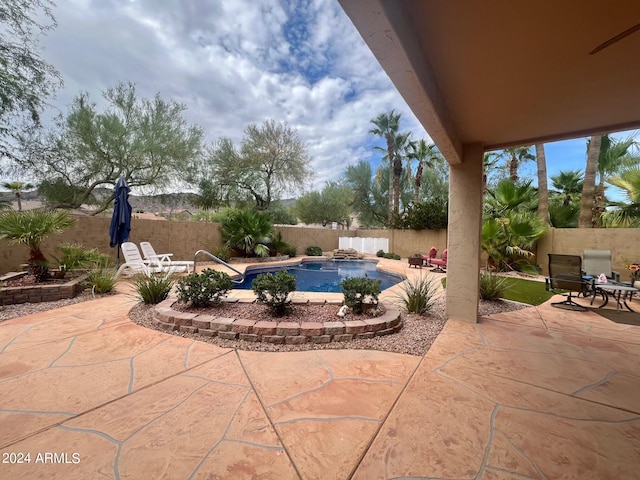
338;0;640;164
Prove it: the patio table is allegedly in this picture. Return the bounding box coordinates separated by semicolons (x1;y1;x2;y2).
590;282;638;312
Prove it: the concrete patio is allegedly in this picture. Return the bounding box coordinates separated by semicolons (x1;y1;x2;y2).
1;286;639;479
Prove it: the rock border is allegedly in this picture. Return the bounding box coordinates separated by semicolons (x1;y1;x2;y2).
152;298;402;344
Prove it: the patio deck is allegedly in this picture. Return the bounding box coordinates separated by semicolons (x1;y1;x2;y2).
0;279;639;478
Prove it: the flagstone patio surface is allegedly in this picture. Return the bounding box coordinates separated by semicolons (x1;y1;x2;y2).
1;283;639;479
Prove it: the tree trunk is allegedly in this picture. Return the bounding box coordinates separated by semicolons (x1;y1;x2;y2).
414;160;423;205
535;144;549;225
386;136;394;222
509;154;518;182
393;154;402;215
579;135;601;228
16;192;22;212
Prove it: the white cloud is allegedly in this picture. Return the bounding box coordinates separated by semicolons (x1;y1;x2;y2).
37;0;430;193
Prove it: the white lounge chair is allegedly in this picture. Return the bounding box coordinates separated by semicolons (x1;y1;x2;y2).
139;241;194;273
115;242;164;277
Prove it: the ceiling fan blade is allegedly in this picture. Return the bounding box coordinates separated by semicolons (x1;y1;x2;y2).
590;21;640;54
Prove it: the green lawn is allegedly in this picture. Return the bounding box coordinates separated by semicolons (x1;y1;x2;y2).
442;276;555;306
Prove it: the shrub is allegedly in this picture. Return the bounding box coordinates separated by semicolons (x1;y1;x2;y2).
376;249;385;257
305;246;322;256
220;209;273;257
176;269;233;307
383;252;401;260
269;231;293;256
86;267;117;294
210;246;231;263
54;243;103;276
252;270;297;316
340;276;381;314
283;245;297;257
134;273;175;304
395;274;439;314
479;272;512;300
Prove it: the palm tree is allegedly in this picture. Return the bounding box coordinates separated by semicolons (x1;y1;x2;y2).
550;170;583;206
579;135;601;227
600;166;640;227
2;181;34;211
482;152;500;194
220;209;274;257
369;110;401;219
498;146;535;183
390;131;411;214
593;134;639;222
484;179;538;217
0;209;76;281
406;139;441;205
535;144;549;225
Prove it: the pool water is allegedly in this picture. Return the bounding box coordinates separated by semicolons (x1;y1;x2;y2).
233;260;403;293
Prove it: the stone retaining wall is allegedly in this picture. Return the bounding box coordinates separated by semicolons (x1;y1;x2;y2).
0;274;88;305
153;298;402;344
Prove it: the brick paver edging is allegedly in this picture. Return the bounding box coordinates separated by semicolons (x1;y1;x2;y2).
152;298;402;344
0;273;89;305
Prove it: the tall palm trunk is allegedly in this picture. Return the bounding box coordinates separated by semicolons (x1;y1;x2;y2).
535;144;549;225
392;152;402;215
414;160;424;205
579;135;601;228
386;135;394;220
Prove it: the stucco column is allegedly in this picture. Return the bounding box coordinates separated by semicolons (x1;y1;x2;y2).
446;143;484;323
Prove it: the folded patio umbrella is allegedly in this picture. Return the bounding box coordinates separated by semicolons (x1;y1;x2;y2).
109;177;132;264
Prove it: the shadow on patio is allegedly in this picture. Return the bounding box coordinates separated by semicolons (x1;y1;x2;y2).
0;288;638;479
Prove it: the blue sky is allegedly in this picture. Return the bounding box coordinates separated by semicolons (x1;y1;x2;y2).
11;0;638;200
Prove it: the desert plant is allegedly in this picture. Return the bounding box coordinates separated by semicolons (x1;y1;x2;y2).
134;273;175;304
269;230;293;256
210;245;231;263
252;270;297;316
305;246;322;256
0;209;75;281
86;267;118;294
376;249;385;257
220;209;273;257
479;272;512;300
283;245;297;257
54;243;103;276
176;269;233;307
340;276;381;314
396;274;439;314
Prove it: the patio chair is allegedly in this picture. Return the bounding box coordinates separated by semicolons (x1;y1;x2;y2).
430;249;448;273
115;242;165;277
546;254;589;311
583;250;620;282
139;241;193;273
421;246;438;267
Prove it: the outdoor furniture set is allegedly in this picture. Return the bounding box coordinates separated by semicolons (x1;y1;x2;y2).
116;242;194;277
408;246;448;272
546;250;638;312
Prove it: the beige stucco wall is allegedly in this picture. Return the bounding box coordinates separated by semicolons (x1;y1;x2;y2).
537;228;640;277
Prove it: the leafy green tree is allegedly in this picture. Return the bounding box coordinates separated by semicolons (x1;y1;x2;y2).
2;181;33;211
344;161;388;227
0;0;62;165
295;182;352;228
16;82;203;213
220;209;274;257
196;121;312;210
369;110;401;218
600;167;640;227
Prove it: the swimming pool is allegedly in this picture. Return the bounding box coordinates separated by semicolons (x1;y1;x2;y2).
233;260;403;293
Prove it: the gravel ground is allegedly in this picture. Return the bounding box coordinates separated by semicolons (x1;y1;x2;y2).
1;290;529;357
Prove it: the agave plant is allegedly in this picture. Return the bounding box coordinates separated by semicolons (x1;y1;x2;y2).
220;209;274;257
0;209;75;281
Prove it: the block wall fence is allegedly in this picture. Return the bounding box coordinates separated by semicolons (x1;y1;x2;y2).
0;216;638;279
